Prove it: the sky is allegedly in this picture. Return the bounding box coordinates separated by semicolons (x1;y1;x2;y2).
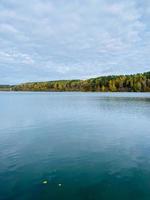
0;0;150;84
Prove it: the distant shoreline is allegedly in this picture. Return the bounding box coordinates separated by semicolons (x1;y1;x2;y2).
3;90;149;93
0;71;150;92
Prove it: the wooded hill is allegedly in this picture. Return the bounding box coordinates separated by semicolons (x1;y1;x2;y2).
0;85;12;91
1;71;150;92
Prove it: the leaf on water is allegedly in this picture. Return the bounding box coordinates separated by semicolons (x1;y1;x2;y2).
43;180;48;184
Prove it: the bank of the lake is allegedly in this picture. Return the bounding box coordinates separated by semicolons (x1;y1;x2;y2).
1;71;150;92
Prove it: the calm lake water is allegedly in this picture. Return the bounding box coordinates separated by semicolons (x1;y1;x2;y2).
0;92;150;200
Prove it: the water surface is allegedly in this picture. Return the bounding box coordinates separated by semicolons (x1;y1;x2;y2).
0;92;150;200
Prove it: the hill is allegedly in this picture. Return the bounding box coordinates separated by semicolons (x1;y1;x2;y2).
1;71;150;92
13;71;150;92
0;85;12;91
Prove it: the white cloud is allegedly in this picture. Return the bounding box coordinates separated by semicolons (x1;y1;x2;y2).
0;50;34;64
0;23;18;33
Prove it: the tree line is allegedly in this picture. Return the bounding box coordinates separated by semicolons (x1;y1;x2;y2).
1;71;150;92
0;85;12;91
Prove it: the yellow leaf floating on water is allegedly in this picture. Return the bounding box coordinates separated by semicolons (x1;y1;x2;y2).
43;180;48;184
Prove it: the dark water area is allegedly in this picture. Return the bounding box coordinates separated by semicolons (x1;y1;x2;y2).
0;92;150;200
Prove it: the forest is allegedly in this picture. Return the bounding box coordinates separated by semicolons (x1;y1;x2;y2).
0;85;12;91
1;71;150;92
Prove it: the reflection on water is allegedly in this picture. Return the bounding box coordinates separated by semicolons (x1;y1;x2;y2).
0;92;150;200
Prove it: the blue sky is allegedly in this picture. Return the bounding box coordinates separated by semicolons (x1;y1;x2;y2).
0;0;150;84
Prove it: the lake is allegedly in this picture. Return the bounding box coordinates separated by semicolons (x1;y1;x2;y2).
0;92;150;200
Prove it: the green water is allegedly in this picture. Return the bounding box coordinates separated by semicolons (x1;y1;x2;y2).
0;92;150;200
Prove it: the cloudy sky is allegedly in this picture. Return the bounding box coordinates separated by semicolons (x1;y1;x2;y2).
0;0;150;84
